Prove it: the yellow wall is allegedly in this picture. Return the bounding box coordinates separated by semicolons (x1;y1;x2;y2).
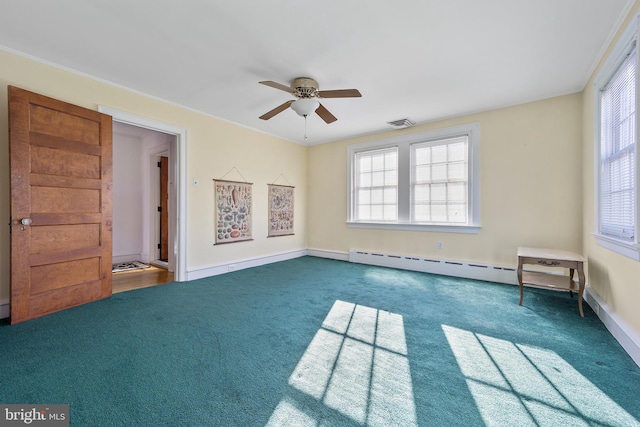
582;1;640;335
0;50;307;301
308;93;584;267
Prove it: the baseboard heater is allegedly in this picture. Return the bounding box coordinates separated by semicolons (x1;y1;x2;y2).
348;250;518;285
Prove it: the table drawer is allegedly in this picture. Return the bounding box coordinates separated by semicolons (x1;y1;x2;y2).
519;256;579;269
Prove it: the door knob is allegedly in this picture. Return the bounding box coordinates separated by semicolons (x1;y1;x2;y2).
20;218;32;230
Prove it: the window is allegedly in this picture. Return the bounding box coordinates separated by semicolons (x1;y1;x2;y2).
412;136;468;224
354;148;398;221
347;123;480;233
594;16;640;261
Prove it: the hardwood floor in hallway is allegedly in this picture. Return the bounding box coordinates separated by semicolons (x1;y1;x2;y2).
112;265;174;294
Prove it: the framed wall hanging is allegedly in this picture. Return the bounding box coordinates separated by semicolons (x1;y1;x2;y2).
268;184;294;237
214;179;253;244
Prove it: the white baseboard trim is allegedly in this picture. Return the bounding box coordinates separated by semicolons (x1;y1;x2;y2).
584;286;640;367
0;299;8;320
186;249;308;281
347;249;519;285
306;248;349;262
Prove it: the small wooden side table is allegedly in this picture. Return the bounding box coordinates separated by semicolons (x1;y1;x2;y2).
517;247;587;317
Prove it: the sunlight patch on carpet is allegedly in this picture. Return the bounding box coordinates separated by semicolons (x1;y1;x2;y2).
442;325;640;427
268;300;417;426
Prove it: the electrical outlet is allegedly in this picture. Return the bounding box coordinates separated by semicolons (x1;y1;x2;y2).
228;264;236;272
437;241;444;250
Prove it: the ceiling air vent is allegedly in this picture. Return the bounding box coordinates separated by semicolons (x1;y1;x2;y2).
386;118;415;129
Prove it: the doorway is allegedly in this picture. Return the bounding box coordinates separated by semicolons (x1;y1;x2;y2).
101;106;187;288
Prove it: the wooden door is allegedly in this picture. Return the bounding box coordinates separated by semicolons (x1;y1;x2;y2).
159;156;169;262
9;86;113;324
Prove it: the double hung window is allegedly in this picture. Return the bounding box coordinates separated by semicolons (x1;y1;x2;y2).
595;17;640;260
348;123;479;233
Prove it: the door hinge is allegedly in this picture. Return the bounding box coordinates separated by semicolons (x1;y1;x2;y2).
157;243;161;249
157;206;162;212
157;161;162;167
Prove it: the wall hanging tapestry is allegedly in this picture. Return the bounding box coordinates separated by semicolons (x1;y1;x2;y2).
268;184;294;237
214;180;253;244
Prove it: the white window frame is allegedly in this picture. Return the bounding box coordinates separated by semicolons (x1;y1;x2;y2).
593;13;640;261
347;123;480;234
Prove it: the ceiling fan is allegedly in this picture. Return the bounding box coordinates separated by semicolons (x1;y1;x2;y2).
259;77;361;124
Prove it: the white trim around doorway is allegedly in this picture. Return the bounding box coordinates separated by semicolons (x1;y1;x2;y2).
98;106;187;282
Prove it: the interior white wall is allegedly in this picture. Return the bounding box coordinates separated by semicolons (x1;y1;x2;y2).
113;123;173;264
113;132;144;263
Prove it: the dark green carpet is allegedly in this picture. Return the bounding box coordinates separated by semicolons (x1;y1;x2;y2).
0;256;638;426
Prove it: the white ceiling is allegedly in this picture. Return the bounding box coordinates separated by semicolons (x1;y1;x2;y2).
0;1;634;145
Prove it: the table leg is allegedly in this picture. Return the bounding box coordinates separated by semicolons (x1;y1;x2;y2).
577;262;585;317
517;258;524;306
569;268;574;298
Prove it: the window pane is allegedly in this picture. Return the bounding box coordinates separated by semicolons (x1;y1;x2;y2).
415;165;430;182
385;170;397;186
448;142;466;162
432;145;447;163
415;147;430;165
358;189;370;204
431;164;447;181
360;172;371;188
414;204;430;222
448;182;466;202
358;205;371;221
359;156;371;172
383;205;397;221
372;154;384;170
431;183;446;202
448;162;466;181
448;204;467;223
385;151;397;166
372;171;384;186
414;184;430;202
371;205;383;220
431;205;447;222
384;187;397;203
371;188;383;204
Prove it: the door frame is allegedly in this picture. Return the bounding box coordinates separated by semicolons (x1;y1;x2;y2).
99;106;187;282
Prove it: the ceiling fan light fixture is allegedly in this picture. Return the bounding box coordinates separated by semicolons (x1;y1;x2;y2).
291;98;320;117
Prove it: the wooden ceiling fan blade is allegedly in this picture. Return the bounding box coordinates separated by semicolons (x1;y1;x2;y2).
259;100;294;120
316;103;337;124
317;88;362;98
259;81;295;93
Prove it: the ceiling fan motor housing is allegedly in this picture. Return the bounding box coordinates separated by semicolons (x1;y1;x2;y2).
292;77;319;98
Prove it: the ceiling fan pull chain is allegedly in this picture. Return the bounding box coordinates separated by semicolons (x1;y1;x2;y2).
304;115;308;140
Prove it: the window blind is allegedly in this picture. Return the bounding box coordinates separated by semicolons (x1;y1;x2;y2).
600;47;637;241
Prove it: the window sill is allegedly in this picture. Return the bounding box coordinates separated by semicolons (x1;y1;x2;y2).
346;221;481;234
593;233;640;261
